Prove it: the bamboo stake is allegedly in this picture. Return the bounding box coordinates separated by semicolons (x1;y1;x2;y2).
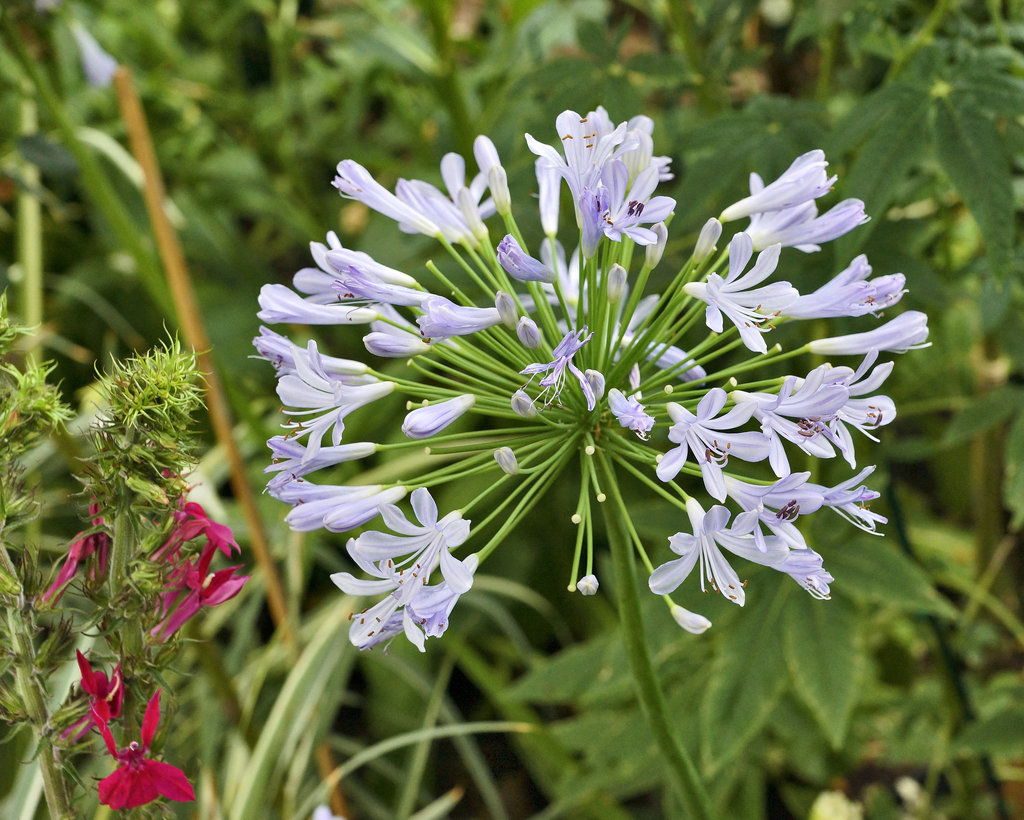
111;67;295;649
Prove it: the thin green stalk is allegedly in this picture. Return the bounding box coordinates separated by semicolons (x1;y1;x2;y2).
7;609;73;819
597;454;715;819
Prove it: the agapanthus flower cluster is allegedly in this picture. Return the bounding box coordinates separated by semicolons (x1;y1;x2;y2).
257;106;927;650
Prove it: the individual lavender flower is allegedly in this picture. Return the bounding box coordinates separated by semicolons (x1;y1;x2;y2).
810;466;887;533
598;161;676;245
683;234;797;353
785;255;906;319
808;310;930;355
648;499;788;606
516;317;542;349
402;395;476;439
265;437;376;488
608;388;654;440
746;198;868;252
720;150;835;222
270;481;405;533
657;389;770;501
332;160;441;237
275;343;395;454
417;295;502;339
776;548;834;599
497;235;556;283
731;366;850;477
520;328;596;410
258;284;378;325
825;353;896;467
726;472;825;551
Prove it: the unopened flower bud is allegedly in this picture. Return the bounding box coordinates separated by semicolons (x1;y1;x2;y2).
487;166;512;216
516;317;542;349
493;446;519;475
693;218;722;262
402;395;475;439
494;291;517;329
606;263;627;304
456;187;489;243
628;363;641;391
670;604;712;634
510;389;536;418
498;235;555;283
645;222;668;269
584;369;605;402
576;574;599;595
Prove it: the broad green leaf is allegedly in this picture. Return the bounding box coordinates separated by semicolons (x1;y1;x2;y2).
824;537;957;618
505;637;622;704
933;99;1015;277
835;87;931;259
782;594;865;749
941;388;1022;447
954;709;1024;757
700;583;790;773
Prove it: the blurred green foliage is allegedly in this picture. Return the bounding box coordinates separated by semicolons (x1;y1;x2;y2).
1;0;1023;817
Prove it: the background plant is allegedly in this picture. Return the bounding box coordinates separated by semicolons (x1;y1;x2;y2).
1;0;1022;817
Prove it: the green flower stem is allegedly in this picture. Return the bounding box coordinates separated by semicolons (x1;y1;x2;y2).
17;92;43;359
108;500;135;603
437;236;497;295
597;453;715;820
474;447;575;561
7;608;73;819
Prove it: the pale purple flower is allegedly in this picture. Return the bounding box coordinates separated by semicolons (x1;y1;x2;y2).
329;267;427;308
364;306;433;357
520;327;596;410
402;395;476;439
265;437;376;489
525;107;634;201
333;160;440;237
731;366;850;477
536;159;562;237
720;150;836;222
494;291;517;328
576;574;599;595
785;255;906;319
497;235;555;283
808;310;929;355
258;284;378;325
648;499;788;605
746;198;868;252
417;295;502;339
276;341;394;454
726;472;825;551
598;161;676;245
270;481;405;533
70;23;117;89
608;388;655;439
776;548;833;599
253;327;371;380
683;234;797;354
825;353;896;467
809;466;887;533
578;187;608;259
620;115;673;182
657;389;771;501
332;489;474;649
510;389;537;418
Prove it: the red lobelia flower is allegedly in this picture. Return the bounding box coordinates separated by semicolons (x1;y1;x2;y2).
95;690;195;810
62;651;123;742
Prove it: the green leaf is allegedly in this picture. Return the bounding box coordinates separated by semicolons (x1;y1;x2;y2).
942;388;1022;447
824;537;957;618
701;583;790;773
834;85;931;259
955;709;1024;757
933;99;1015;277
1004;412;1024;530
782;594;865;748
505;637;622;704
